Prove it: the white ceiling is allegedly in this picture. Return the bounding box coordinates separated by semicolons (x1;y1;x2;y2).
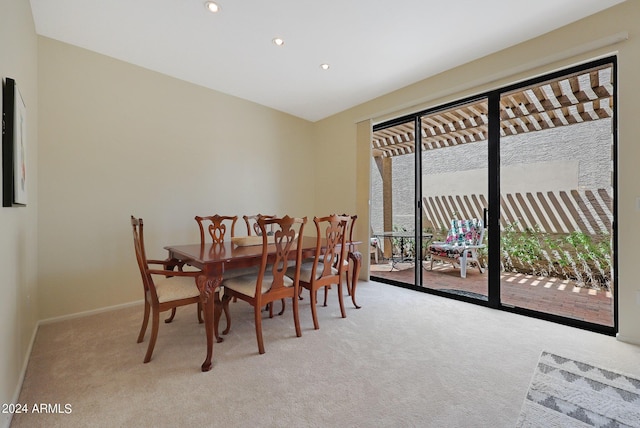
29;0;625;122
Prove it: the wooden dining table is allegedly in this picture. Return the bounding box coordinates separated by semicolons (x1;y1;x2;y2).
165;236;362;372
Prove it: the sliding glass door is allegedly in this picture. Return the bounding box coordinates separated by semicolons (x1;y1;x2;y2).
369;57;616;333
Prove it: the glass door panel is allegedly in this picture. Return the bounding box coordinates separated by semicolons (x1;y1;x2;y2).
370;120;416;287
498;63;615;327
420;99;489;300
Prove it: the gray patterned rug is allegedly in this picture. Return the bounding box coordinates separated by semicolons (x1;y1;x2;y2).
516;351;640;427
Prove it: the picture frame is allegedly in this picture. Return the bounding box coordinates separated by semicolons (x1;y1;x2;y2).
2;77;27;207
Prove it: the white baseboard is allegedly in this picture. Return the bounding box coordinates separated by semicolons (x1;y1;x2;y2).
3;318;39;428
616;333;640;346
2;300;144;428
39;300;143;325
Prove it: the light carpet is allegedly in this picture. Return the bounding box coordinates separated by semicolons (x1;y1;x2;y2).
9;281;640;428
517;351;640;427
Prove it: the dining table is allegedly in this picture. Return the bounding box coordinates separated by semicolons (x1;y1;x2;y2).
165;236;362;372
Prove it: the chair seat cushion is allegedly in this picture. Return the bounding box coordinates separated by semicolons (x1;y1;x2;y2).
223;266;260;279
295;262;338;283
223;273;293;298
317;254;349;267
427;244;468;260
180;265;259;279
153;276;200;303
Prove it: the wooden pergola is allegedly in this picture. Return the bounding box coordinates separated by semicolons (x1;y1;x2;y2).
372;64;613;158
371;63;614;240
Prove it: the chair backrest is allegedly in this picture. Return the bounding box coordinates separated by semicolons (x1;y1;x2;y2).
338;213;357;265
195;215;237;245
131;215;158;301
313;214;350;279
243;214;276;236
342;213;357;243
255;215;307;299
444;218;484;246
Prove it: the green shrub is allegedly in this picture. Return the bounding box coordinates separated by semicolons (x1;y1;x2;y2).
500;221;611;290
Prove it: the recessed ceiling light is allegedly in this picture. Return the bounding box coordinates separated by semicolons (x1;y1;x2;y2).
320;63;330;70
272;38;284;46
205;2;220;13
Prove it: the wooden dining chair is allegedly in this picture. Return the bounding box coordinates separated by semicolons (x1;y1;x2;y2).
193;214;253;316
219;215;307;354
195;214;238;245
244;214;284;317
148;215;238;328
196;213;261;281
131;215;203;363
323;214;357;307
296;214;350;330
243;214;276;236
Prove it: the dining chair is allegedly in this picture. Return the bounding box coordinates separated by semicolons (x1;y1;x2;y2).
131;215;203;363
243;214;276;236
193;214;253;317
323;214;357;307
244;214;283;317
195;214;238;245
196;215;258;279
296;214;350;330
219;215;307;354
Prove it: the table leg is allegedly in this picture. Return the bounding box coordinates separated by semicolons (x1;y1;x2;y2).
196;274;222;372
213;291;227;342
348;251;362;309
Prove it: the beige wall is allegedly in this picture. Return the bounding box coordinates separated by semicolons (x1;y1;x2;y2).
36;37;316;320
4;0;640;424
0;0;39;425
315;1;640;343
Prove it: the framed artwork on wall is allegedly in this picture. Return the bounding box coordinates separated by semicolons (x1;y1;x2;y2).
2;77;27;207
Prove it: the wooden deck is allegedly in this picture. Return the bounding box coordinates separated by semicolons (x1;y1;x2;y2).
370;260;614;327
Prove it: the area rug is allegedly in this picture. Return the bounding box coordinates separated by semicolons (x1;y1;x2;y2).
516;351;640;427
